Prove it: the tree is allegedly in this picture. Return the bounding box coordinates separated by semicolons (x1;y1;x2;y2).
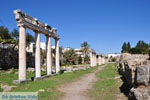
122;40;150;54
11;29;35;48
121;42;131;53
10;29;19;48
84;55;90;64
81;41;90;64
0;26;11;40
0;36;2;42
149;49;150;60
127;42;131;52
133;40;149;54
77;56;82;64
26;33;35;46
63;49;78;65
81;41;90;56
11;29;19;40
121;42;127;53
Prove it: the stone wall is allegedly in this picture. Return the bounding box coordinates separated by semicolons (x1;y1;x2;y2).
119;53;150;100
0;48;35;70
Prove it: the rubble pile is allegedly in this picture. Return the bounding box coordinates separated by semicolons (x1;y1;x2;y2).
119;53;150;100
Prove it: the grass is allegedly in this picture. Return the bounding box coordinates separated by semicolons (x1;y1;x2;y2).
0;66;97;100
96;63;118;79
89;63;124;100
0;85;3;92
0;69;47;85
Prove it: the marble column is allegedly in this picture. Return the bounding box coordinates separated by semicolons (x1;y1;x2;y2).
98;56;102;65
46;36;52;75
90;52;94;67
94;54;97;66
55;39;60;73
35;32;41;78
102;57;105;64
19;26;26;81
90;52;92;66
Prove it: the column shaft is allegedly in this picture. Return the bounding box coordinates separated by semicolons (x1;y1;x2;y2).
90;52;94;67
46;37;52;75
19;26;26;81
55;39;60;73
35;32;41;77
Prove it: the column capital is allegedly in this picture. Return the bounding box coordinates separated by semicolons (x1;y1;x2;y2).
55;37;60;41
34;30;40;33
45;34;51;38
18;23;26;28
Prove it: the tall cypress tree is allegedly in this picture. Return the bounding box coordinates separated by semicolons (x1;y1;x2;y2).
121;42;127;53
127;42;131;52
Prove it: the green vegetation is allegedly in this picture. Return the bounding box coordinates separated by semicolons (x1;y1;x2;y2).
89;63;125;100
0;26;35;70
63;48;78;65
0;26;35;45
109;57;117;62
81;41;90;64
121;42;131;53
121;40;150;54
0;86;3;92
81;41;90;56
0;66;97;100
77;56;82;64
0;69;46;85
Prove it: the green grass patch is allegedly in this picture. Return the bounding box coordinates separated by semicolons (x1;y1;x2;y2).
0;85;3;92
96;63;118;79
89;63;123;100
0;69;47;86
10;66;97;100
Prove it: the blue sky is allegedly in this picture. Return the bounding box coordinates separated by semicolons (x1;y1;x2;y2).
0;0;150;53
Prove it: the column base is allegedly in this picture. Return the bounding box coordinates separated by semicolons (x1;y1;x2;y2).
13;79;32;84
13;73;59;84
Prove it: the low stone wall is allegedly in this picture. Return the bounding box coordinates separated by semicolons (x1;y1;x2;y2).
118;53;150;100
61;65;91;73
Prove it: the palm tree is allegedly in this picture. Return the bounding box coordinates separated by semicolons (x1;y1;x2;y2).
81;41;90;56
81;41;90;64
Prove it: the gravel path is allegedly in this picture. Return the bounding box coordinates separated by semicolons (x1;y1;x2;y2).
59;66;102;100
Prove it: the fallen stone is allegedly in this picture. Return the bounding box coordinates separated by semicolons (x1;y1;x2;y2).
37;89;45;93
136;66;150;86
1;84;17;92
131;87;150;100
27;67;34;72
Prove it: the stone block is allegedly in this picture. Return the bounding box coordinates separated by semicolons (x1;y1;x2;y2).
136;66;150;86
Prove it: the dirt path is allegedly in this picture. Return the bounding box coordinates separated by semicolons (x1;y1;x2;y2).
59;66;103;100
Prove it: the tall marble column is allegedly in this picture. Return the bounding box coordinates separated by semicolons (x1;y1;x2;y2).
35;32;41;78
19;26;26;81
90;52;94;67
94;54;97;66
55;39;60;73
98;56;102;65
46;36;52;75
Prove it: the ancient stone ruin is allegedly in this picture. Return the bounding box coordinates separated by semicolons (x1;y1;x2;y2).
14;9;60;83
119;53;150;100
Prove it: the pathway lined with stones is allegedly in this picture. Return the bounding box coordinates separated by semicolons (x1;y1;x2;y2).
59;66;103;100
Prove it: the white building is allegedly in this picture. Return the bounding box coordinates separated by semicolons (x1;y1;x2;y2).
107;53;121;58
62;47;84;57
26;42;47;53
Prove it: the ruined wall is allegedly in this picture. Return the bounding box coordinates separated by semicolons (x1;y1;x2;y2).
119;53;150;100
0;48;35;70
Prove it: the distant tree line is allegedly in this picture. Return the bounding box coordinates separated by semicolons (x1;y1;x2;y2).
121;40;150;54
